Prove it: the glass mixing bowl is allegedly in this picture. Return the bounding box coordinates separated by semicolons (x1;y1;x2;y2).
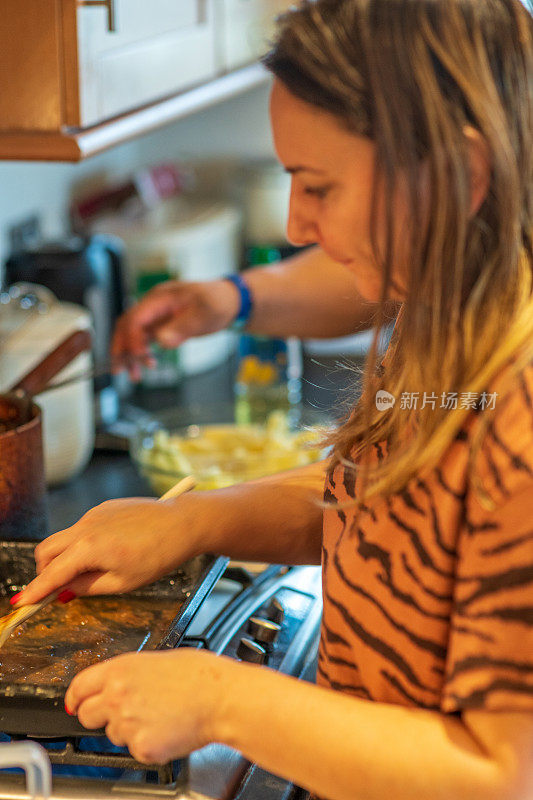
130;402;331;495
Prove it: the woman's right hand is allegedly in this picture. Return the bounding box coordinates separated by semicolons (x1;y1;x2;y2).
111;279;240;380
15;496;199;606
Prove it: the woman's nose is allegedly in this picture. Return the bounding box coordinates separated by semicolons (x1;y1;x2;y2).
286;192;319;247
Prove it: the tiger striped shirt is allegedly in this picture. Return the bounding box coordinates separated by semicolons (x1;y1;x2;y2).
319;357;533;712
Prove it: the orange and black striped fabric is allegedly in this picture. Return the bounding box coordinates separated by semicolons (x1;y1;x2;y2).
319;358;533;712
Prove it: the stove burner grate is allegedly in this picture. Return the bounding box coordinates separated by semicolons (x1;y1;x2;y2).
5;734;181;786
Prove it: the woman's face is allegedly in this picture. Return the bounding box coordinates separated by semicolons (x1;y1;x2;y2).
269;79;406;302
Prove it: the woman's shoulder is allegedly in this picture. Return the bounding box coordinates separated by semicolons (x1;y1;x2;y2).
470;357;533;506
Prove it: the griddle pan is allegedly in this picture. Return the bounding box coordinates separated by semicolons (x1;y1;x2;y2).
0;540;226;737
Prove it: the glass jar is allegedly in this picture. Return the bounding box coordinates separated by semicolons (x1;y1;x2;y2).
233;246;302;425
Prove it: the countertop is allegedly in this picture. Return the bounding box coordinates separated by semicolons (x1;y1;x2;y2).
47;451;148;532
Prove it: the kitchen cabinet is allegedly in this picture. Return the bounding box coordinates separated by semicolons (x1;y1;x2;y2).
75;0;217;127
0;0;290;162
216;0;292;70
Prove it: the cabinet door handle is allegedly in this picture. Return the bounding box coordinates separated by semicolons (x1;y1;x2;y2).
79;0;117;33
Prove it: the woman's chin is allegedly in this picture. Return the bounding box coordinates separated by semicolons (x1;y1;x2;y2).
353;280;383;303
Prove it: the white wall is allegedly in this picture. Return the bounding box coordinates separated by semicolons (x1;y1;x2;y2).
0;82;274;271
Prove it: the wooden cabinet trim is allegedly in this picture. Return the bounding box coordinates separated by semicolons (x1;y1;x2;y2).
0;63;270;162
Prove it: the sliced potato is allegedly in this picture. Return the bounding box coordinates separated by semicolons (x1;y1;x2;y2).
140;412;325;492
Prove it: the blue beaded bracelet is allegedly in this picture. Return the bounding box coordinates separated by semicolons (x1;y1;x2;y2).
226;273;254;328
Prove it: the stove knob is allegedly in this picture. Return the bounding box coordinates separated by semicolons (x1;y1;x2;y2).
267;598;284;625
248;616;281;645
237;637;266;664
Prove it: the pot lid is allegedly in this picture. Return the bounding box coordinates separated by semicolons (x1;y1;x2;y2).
0;284;91;392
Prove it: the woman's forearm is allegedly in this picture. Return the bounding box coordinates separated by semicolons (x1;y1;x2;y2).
172;461;326;566
213;661;510;800
244;246;400;339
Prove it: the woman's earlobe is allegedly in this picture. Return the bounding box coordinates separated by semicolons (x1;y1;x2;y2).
464;125;491;216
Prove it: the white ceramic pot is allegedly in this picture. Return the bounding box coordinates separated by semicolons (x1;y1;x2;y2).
0;285;95;486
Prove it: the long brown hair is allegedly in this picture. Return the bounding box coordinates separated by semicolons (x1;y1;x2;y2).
264;0;533;508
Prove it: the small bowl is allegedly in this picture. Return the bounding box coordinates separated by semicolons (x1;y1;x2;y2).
130;403;331;495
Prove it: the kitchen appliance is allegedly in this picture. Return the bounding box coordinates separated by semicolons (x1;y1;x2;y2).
4;235;127;425
92;199;243;377
0;561;322;800
0;286;95;487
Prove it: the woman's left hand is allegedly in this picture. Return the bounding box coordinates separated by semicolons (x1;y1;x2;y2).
65;649;230;764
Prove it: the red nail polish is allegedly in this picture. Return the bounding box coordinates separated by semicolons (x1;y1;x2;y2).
64;703;74;716
9;592;21;606
58;590;76;604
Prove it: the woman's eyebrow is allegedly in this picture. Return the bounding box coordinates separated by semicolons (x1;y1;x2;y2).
284;165;327;175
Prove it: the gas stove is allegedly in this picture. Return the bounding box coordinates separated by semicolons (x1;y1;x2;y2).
0;564;322;800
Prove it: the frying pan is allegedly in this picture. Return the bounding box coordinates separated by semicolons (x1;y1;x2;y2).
0;541;227;737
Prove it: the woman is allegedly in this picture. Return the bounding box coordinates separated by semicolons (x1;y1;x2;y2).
16;1;533;797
